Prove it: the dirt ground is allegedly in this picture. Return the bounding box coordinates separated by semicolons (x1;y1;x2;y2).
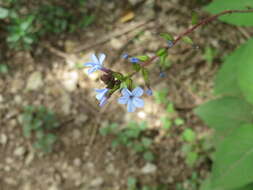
0;0;252;190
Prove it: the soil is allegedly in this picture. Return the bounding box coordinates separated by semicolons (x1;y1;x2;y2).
1;0;252;190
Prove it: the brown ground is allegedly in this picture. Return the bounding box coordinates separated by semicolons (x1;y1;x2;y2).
0;0;252;190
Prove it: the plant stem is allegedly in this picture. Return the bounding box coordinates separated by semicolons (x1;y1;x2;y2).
141;8;253;67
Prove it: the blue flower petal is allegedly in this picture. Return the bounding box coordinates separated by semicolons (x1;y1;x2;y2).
133;97;144;108
132;87;144;97
84;62;96;67
99;97;107;107
118;97;129;104
121;88;132;97
146;89;153;96
95;88;108;100
127;100;136;112
87;67;97;75
91;54;99;64
98;53;106;65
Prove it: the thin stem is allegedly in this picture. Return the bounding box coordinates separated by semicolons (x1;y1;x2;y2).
141;8;253;67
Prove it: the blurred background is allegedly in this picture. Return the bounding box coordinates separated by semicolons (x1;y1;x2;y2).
0;0;252;189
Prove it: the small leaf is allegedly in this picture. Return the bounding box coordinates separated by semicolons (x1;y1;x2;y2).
0;64;8;74
174;118;184;126
160;33;173;41
156;48;167;56
186;151;198;166
141;137;152;148
141;68;149;83
0;7;9;19
182;36;194;44
135;55;149;62
182;128;196;142
127;177;137;188
143;151;155;162
112;72;124;81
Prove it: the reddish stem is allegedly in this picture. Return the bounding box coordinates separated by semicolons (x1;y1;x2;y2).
141;8;253;67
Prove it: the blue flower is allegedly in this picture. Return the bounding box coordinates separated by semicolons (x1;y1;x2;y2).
129;57;140;63
159;72;166;78
84;53;106;75
95;88;108;107
118;87;144;112
146;89;153;96
167;40;174;48
122;53;129;59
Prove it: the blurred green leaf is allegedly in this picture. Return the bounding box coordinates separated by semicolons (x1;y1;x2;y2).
0;7;9;19
182;36;194;44
160;33;173;41
182;128;196;142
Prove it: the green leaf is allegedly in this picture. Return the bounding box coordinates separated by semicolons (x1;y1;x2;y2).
161;117;172;130
141;137;152;148
0;7;9;19
174;118;184;126
112;72;124;81
143;151;155;162
141;68;149;83
214;38;253;96
156;48;167;56
127;177;137;188
0;64;8;74
204;0;253;26
237;38;253;105
203;46;217;65
186;151;198;167
182;36;193;44
135;55;149;62
182;128;196;142
211;124;253;189
160;33;173;41
195;97;253;138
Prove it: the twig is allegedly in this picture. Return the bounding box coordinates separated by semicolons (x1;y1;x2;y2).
73;19;155;53
141;8;253;68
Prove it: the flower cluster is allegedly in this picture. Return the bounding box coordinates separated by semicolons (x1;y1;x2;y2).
84;53;152;112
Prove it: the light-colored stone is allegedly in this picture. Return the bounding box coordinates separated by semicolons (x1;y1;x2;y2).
73;158;81;167
73;129;81;140
0;133;8;145
110;38;122;49
62;71;79;92
141;163;157;174
14;146;26;157
26;71;43;90
25;152;35;165
90;177;104;187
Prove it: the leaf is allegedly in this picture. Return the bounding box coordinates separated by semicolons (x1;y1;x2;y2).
160;33;173;41
143;151;155;162
186;151;198;167
182;36;193;44
135;55;149;62
195;97;253;138
211;124;253;189
141;68;149;83
0;64;8;74
214;38;253;96
156;48;167;56
0;7;9;19
182;128;196;142
204;0;253;26
237;38;253;105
